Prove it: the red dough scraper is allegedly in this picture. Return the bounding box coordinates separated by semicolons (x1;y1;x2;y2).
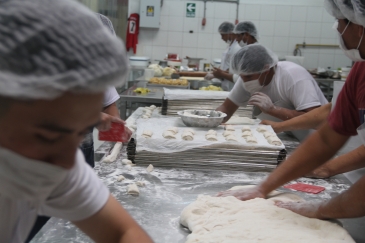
98;122;132;142
283;183;325;194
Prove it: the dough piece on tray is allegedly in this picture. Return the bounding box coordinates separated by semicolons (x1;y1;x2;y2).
241;125;251;132
241;131;252;137
122;159;134;165
183;128;195;135
150;105;157;109
163;130;177;139
268;136;282;146
206;129;217;136
224;125;235;131
223;131;234;137
182;131;194;141
245;136;257;144
142;130;153;138
225;135;238;142
166;127;179;134
205;134;218;141
117;175;125;182
136;181;146;187
146;164;154;172
102;142;122;163
127;183;140;196
130;124;137;130
142;114;150;119
263;131;275;139
256;125;267;133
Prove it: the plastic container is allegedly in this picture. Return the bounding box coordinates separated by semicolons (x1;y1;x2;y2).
341;67;351;80
129;56;150;67
212;58;221;68
144;68;155;80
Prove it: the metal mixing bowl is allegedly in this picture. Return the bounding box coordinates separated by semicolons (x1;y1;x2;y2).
177;110;227;128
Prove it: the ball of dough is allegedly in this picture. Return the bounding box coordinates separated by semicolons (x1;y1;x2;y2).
146;164;154;172
241;131;252;137
225;135;238;142
117;175;125;182
163;130;177;139
245;136;257;144
182;132;194;141
224;125;235;131
223;131;234;137
206;129;217;136
206;134;218;141
256;125;267;133
166;127;179;134
268;136;282;146
142;130;153;138
122;159;133;165
241;125;251;132
127;183;140;195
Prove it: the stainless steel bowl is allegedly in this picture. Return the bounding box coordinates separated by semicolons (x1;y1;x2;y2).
177;110;227;128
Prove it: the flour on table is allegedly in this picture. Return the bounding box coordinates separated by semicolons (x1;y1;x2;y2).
180;185;354;243
127;183;140;195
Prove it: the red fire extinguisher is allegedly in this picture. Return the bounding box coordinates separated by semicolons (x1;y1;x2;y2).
126;13;139;54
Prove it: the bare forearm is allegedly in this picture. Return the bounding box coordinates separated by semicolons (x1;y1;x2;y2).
103;103;120;118
259;123;349;195
265;106;305;121
216;98;239;123
318;175;365;219
219;73;234;82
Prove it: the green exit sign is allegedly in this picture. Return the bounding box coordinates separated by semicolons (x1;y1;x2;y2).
186;3;196;18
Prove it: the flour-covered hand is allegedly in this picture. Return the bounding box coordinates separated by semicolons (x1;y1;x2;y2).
248;92;274;113
275;200;325;219
216;186;265;201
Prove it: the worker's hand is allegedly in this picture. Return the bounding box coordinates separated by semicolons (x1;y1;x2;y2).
216;186;265;201
205;72;215;80
97;112;125;132
212;67;227;79
248;92;274;113
260;120;281;133
305;165;331;179
275;200;325;219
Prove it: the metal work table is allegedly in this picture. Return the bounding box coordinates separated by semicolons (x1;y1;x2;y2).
31;130;365;243
315;78;341;101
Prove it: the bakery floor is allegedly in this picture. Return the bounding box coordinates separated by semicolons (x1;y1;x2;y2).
31;142;365;243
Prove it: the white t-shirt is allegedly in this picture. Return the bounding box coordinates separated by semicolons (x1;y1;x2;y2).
104;86;119;107
0;147;109;243
221;40;242;91
228;61;328;110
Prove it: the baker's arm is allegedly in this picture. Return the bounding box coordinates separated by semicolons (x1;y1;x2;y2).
307;145;365;178
217;123;349;200
276;175;365;219
261;103;332;133
98;103;125;131
73;195;153;243
216;98;239;123
212;67;234;82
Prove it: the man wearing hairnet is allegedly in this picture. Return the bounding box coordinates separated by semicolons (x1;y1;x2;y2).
206;22;241;91
212;21;259;86
218;0;365;221
0;1;153;242
217;43;327;124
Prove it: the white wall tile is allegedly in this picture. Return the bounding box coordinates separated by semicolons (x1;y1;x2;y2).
260;5;276;21
142;45;153;57
320;22;336;39
214;2;232;19
198;18;215;33
182;47;198;58
259;20;275;36
302;52;319;69
160;2;169;16
205;2;216;18
259;36;274;50
288;37;306;54
197;48;212;62
275;6;291;22
273;37;289;53
194;1;204;18
306;6;323;23
167;31;183;47
333;54;352;69
319;47;335;55
167;46;182;57
212;33;226;49
211;48;225;60
183;18;200;33
318;54;335;69
168;16;184;31
168;1;185;17
230;3;239;21
322;8;335;23
289;22;306;38
305;22;321;38
159;16;169;31
291;6;307;22
274;21;290;37
198;33;214;49
182;32;199;48
243;4;261;21
152;31;168;46
152;46;168;60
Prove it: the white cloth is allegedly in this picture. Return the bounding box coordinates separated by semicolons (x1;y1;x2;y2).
103;86;120;107
221;41;242;91
0;147;109;243
228;61;328;110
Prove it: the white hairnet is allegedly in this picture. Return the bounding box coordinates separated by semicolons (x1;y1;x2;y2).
324;0;365;27
218;21;234;34
0;0;128;100
96;13;116;36
233;21;259;38
230;44;278;75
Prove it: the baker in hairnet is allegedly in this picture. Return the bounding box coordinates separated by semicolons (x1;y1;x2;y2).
206;21;241;91
216;44;328;124
0;1;153;242
217;0;365;221
211;21;259;86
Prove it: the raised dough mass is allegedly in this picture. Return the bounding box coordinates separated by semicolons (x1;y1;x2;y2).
180;186;354;243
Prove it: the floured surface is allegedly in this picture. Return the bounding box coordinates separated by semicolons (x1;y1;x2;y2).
181;186;354;243
136;118;284;153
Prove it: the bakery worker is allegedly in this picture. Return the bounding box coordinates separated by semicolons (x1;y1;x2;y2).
206;21;241;91
217;44;328;124
0;1;153;242
212;21;259;86
217;0;365;221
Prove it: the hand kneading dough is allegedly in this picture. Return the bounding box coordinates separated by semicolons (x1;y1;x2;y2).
146;164;154;172
268;136;282;146
263;131;275;138
225;135;238;142
117;175;125;182
223;131;234;137
182;132;194;141
180;185;354;243
241;125;251;132
163;130;176;139
206;129;217;136
224;125;235;131
205;134;218;141
245;136;257;143
127;183;140;195
256;125;268;133
241;131;252;137
142;130;153;138
166;127;179;134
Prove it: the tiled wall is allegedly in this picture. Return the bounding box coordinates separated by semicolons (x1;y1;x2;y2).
128;0;352;70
